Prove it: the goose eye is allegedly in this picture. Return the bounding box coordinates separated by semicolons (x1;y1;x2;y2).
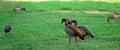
68;22;72;25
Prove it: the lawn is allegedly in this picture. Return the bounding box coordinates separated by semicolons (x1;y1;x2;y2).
0;0;120;50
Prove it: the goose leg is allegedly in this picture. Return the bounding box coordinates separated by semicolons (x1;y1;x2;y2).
75;37;79;44
84;37;86;43
69;36;71;45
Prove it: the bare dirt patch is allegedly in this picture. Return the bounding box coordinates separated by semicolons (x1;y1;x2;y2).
52;10;73;13
84;10;113;14
52;10;113;14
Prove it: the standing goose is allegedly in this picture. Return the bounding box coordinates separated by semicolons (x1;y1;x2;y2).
61;18;85;44
107;12;120;23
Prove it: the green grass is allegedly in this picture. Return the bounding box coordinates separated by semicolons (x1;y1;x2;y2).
0;1;120;14
0;0;120;50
